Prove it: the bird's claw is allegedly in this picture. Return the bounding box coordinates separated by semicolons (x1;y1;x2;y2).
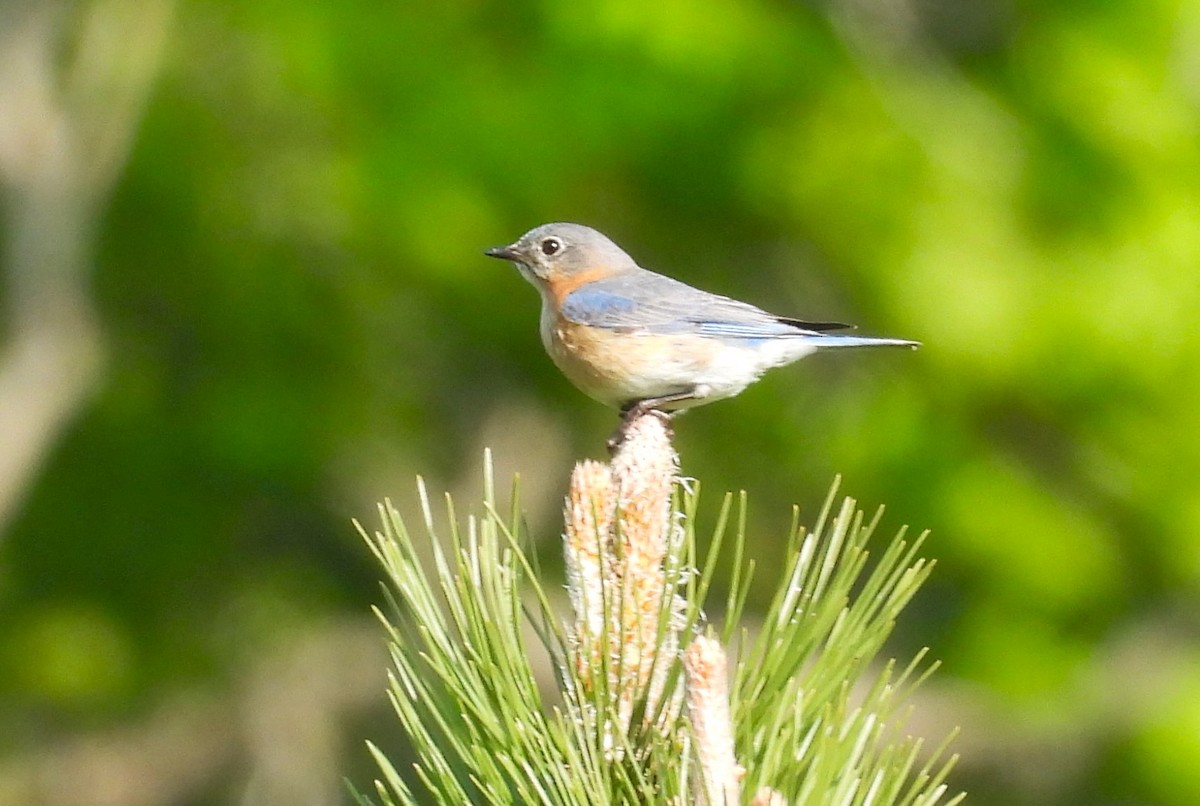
607;406;674;454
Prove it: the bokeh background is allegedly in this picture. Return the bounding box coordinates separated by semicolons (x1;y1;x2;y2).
2;0;1199;803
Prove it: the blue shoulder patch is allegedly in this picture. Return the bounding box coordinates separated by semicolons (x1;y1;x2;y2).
561;287;640;326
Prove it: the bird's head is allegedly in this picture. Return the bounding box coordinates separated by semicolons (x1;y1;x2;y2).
485;222;637;290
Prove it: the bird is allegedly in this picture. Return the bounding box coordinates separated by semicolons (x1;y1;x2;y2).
485;222;918;429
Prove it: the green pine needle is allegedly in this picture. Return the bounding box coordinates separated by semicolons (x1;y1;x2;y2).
354;453;961;805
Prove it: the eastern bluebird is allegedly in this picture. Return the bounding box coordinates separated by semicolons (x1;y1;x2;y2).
486;222;918;424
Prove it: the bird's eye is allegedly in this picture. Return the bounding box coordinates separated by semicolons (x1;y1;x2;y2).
540;237;562;256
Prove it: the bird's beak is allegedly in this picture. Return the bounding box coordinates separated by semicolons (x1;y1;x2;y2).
484;243;520;261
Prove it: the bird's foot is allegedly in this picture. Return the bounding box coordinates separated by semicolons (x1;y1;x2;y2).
607;404;674;454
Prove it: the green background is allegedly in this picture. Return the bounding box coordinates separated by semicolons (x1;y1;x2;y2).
3;0;1199;803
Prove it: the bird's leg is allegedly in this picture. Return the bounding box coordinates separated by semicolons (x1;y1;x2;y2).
625;385;711;418
606;389;699;453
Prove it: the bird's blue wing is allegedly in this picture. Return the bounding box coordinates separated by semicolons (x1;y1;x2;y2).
560;272;844;339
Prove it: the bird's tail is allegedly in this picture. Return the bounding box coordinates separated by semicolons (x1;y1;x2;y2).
803;335;920;350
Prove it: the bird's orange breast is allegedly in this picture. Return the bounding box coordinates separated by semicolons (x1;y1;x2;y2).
541;313;720;406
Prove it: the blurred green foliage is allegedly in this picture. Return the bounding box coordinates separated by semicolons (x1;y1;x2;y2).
3;0;1200;803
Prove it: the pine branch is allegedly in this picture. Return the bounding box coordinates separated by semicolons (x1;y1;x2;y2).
355;413;962;805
